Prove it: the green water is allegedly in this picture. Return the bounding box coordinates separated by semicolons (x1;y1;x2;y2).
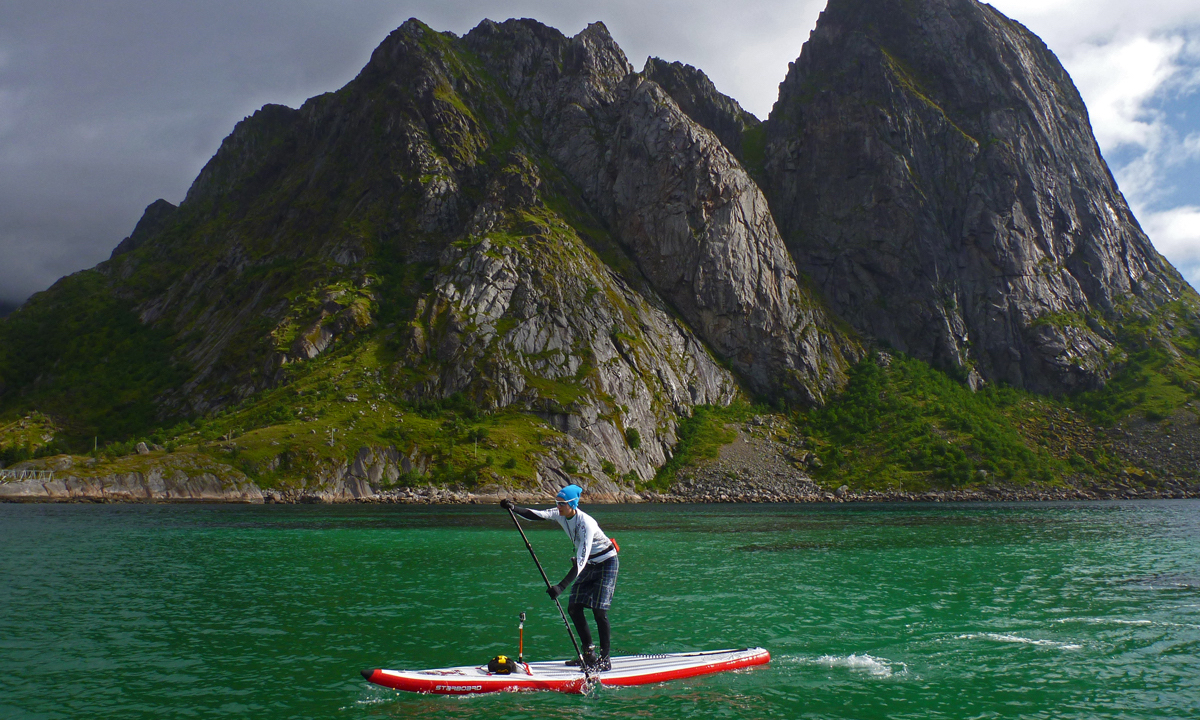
2;501;1198;719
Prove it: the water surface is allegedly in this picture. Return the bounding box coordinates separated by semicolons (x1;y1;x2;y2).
2;501;1198;718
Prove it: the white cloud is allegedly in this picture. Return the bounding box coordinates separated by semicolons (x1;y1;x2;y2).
1064;35;1182;151
1142;206;1200;259
1184;132;1200;158
1139;206;1200;287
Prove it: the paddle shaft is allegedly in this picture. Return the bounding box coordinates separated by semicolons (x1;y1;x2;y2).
505;507;591;676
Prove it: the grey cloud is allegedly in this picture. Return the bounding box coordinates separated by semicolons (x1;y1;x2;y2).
0;0;410;305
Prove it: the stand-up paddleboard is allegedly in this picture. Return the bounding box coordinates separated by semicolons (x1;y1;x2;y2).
362;647;769;695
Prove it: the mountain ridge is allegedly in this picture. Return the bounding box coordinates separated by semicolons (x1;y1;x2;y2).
2;0;1198;501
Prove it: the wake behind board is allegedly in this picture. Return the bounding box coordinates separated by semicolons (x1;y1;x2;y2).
362;647;769;695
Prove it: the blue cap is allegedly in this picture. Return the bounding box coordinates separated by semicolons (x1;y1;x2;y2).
556;484;582;509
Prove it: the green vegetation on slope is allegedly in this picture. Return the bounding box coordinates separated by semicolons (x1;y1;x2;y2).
649;401;756;491
0;412;70;465
794;353;1109;491
1073;299;1200;424
143;333;575;491
0;271;186;443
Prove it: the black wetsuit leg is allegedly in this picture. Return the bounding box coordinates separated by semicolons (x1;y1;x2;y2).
567;602;593;649
593;608;610;658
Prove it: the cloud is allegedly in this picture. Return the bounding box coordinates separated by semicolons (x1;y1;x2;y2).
1185;132;1200;157
1064;35;1182;151
1140;206;1200;287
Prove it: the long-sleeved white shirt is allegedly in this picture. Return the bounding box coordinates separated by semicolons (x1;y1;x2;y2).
526;506;616;572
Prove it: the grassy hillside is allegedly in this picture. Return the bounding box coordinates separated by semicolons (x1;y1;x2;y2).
652;344;1200;495
1072;299;1200;424
0;325;631;492
794;353;1110;491
3;269;1197;493
5;335;1199;494
0;271;187;442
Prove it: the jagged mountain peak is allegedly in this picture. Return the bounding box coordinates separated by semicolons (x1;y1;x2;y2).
641;57;761;161
110;199;178;258
764;0;1194;393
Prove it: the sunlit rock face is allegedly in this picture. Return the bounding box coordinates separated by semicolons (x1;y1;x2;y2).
466;20;858;404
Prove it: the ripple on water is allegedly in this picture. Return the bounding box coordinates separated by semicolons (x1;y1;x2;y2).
955;633;1083;650
1123;574;1200;590
784;653;907;678
1054;616;1200;630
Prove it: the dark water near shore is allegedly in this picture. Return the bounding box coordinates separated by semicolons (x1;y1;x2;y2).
2;501;1198;719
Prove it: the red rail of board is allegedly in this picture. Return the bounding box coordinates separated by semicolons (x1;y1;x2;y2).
362;647;770;695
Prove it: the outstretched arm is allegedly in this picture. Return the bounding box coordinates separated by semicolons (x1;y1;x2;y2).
500;498;545;521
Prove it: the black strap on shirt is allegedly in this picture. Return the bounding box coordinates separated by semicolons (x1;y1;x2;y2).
589;543;615;560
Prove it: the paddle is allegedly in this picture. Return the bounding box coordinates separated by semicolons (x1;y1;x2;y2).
505;506;594;680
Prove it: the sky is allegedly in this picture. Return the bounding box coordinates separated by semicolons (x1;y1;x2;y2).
0;0;1198;310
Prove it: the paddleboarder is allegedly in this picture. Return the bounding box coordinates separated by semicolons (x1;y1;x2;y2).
501;484;618;671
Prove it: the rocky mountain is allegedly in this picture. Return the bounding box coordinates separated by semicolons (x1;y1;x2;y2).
463;20;857;403
2;0;1198;500
0;15;855;488
641;57;762;163
764;0;1197;393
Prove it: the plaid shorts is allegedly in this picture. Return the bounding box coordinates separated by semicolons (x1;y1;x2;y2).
569;555;619;610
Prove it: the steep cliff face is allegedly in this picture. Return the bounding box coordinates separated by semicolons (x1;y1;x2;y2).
399;153;737;479
466;19;857;403
641;57;762;162
764;0;1195;393
601;77;855;402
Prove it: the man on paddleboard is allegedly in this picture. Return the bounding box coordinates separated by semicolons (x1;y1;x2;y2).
501;484;618;671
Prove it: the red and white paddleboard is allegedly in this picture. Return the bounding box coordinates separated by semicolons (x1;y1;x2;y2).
362;647;770;695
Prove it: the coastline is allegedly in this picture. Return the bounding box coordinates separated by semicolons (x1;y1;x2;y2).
3;482;1197;504
3;433;1196;505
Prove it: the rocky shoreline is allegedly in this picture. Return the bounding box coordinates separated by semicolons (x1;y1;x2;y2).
642;483;1200;504
5;419;1198;504
5;481;1198;505
294;481;1200;504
